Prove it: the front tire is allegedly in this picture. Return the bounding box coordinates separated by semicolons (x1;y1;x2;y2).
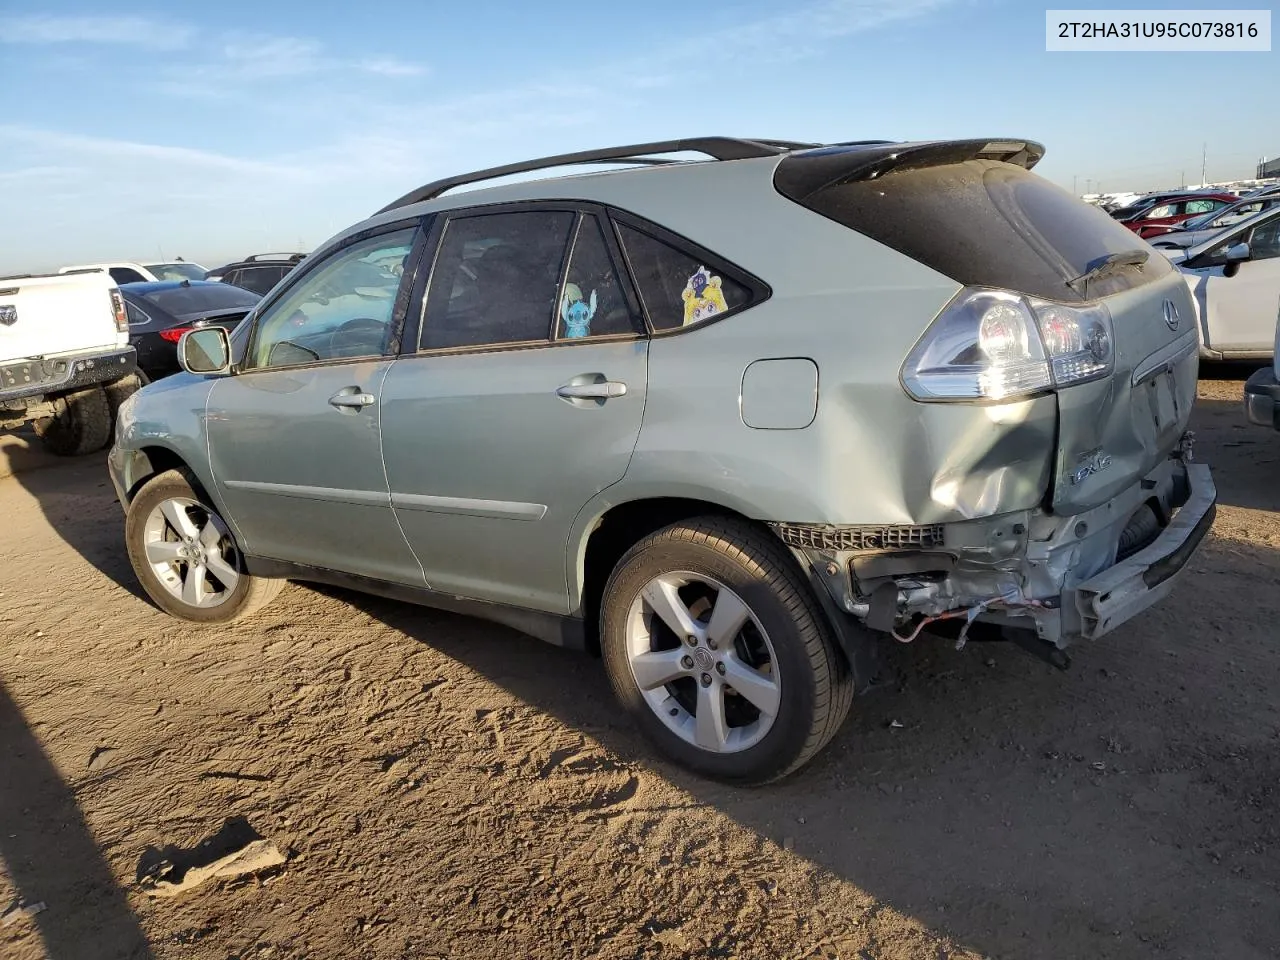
125;469;283;623
599;516;853;784
34;385;111;456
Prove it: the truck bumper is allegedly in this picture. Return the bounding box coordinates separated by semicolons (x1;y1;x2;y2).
1243;366;1280;430
0;347;137;403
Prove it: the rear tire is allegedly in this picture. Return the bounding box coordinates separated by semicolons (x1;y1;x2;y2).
599;516;853;784
105;372;147;422
125;468;284;623
34;385;111;456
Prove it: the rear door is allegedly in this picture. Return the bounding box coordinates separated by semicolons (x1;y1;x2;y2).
204;222;427;583
379;205;648;613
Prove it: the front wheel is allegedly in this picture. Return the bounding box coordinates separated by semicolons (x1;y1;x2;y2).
125;469;283;623
599;516;853;784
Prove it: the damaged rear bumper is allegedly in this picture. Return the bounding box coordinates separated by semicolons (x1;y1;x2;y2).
778;441;1216;649
1071;461;1214;639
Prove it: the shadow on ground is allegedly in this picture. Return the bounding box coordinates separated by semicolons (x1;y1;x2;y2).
297;384;1280;960
0;682;153;960
7;451;146;600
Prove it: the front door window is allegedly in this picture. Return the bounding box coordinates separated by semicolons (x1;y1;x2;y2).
246;229;416;369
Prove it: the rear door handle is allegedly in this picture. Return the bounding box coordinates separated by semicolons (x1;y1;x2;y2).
329;391;376;409
556;381;627;400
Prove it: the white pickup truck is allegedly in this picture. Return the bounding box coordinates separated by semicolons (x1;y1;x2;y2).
0;270;144;456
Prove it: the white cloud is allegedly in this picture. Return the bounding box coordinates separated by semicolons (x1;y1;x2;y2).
359;57;428;77
0;125;299;179
0;14;194;49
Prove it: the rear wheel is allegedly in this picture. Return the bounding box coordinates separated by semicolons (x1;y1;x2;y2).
34;385;111;456
125;469;283;623
599;516;853;784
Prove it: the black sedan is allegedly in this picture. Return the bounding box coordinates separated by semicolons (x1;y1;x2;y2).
121;280;261;379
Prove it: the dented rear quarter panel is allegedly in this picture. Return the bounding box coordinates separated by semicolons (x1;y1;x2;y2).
556;158;1061;609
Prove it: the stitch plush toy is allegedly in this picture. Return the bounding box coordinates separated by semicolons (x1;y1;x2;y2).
681;266;728;326
560;282;597;338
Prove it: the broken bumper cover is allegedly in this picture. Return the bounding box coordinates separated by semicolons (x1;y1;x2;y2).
780;449;1216;649
1070;462;1215;640
1243;366;1280;430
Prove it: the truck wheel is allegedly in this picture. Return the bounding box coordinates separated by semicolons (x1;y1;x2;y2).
105;372;147;423
599;516;853;785
33;385;112;456
125;469;284;623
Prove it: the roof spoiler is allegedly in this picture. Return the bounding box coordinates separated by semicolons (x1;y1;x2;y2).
774;138;1047;202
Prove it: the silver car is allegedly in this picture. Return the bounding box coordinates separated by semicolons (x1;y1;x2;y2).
109;137;1217;783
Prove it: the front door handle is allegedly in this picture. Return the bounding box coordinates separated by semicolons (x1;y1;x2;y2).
329;391;376;409
556;380;627;400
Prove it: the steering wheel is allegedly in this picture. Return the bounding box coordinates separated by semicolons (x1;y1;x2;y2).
329;316;387;357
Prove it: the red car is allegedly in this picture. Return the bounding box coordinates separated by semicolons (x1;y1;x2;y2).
1125;193;1238;238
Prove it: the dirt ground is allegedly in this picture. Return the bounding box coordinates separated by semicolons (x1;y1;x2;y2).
1;371;1277;960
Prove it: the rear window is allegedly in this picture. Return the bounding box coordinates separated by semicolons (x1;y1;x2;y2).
615;223;753;331
789;159;1172;302
139;283;261;315
143;262;207;282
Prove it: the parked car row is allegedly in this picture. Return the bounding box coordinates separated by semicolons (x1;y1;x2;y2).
61;252;308;298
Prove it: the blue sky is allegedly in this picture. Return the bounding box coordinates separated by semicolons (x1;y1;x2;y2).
0;0;1275;272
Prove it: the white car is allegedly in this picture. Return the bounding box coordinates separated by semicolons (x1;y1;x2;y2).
1175;204;1280;360
59;260;208;285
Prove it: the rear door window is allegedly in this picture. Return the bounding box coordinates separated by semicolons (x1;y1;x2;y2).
556;216;639;340
615;223;752;331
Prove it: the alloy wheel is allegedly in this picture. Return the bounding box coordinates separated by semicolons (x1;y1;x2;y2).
141;497;240;609
624;572;780;754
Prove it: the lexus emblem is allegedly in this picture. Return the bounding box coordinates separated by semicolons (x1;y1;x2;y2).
0;305;15;327
1162;299;1180;331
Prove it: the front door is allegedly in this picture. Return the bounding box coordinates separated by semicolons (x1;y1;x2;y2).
380;207;648;613
206;224;425;584
1192;215;1280;352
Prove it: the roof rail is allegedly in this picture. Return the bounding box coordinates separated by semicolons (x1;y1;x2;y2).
374;137;814;215
244;252;307;263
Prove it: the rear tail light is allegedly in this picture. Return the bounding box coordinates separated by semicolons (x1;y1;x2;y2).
901;286;1114;402
159;326;194;343
108;289;128;333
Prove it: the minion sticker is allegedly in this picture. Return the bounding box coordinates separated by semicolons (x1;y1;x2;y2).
560;282;597;338
681;266;728;326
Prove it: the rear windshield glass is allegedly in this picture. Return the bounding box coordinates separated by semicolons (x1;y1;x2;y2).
140;283;261;315
143;263;207;282
789;159;1172;301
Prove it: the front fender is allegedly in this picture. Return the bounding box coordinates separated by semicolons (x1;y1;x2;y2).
110;372;246;544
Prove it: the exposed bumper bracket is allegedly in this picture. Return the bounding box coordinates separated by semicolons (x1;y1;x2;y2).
1072;462;1216;640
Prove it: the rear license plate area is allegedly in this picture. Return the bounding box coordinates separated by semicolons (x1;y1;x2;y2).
0;359;68;390
1151;370;1179;435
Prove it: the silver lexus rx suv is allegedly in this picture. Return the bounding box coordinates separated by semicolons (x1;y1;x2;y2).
109;137;1217;783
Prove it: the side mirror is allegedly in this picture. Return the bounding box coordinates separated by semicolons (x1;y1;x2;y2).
178;327;231;375
1226;241;1251;263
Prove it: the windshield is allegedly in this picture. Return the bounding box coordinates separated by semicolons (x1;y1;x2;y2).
139;283;261;315
143;262;206;282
